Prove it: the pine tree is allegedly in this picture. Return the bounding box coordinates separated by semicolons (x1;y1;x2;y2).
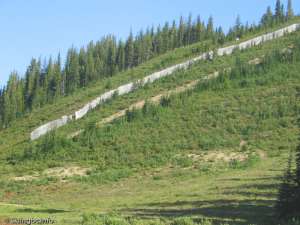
177;16;185;47
86;48;96;82
143;29;153;61
107;36;117;76
216;26;225;45
195;15;204;42
185;13;193;45
78;47;87;87
65;47;80;94
286;0;294;20
3;72;25;125
161;22;170;52
116;41;125;72
206;16;214;40
53;53;62;98
45;57;56;101
125;31;134;69
275;0;285;23
170;20;177;49
261;6;274;27
234;15;243;38
24;58;41;109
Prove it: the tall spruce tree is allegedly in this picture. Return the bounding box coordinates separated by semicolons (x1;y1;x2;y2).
206;16;214;40
177;16;185;47
78;47;87;87
65;47;80;94
125;31;134;69
286;0;294;20
3;72;24;125
261;6;274;27
53;53;62;98
275;0;285;23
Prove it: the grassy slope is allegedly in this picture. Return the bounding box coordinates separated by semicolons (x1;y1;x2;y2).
0;156;288;225
0;18;299;154
0;32;299;225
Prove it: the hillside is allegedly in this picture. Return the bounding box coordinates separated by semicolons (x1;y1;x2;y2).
0;18;300;156
1;1;300;224
0;20;300;224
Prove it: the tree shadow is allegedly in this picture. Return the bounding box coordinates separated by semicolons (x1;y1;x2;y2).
15;208;69;214
123;180;280;225
125;199;275;225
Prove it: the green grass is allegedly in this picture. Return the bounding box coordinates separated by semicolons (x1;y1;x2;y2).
0;36;299;224
0;20;300;225
0;154;294;225
0;18;299;155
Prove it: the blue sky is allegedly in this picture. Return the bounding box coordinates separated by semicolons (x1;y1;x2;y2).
0;0;299;88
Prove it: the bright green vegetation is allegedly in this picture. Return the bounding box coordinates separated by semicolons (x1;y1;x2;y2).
0;2;300;224
0;27;299;225
1;19;300;161
0;13;299;153
0;0;297;130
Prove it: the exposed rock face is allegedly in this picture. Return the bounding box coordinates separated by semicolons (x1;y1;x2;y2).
30;23;300;141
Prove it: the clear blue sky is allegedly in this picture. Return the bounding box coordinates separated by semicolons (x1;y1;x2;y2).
0;0;299;88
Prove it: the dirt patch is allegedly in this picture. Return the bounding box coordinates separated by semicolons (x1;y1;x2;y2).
43;166;90;178
188;151;249;163
248;58;262;65
12;166;91;182
13;173;39;182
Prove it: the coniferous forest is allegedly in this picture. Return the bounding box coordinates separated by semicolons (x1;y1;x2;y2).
0;0;296;128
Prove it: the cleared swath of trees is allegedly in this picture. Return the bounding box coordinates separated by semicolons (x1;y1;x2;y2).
0;0;296;128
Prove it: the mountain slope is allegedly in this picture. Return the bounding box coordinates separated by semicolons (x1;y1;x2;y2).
0;14;300;225
0;20;300;157
1;34;300;225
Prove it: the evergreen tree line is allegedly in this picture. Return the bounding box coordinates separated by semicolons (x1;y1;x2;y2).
0;0;296;128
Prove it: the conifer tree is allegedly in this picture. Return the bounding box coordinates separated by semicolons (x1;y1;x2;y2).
275;0;285;23
125;31;134;69
78;47;87;87
3;72;25;125
185;14;193;45
107;36;117;76
24;58;41;109
286;0;294;20
170;20;177;49
261;6;274;27
216;26;225;45
206;16;214;40
195;15;203;42
53;53;62;98
116;41;125;72
45;57;56;101
177;16;185;47
65;47;80;94
161;22;170;52
86;49;96;82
